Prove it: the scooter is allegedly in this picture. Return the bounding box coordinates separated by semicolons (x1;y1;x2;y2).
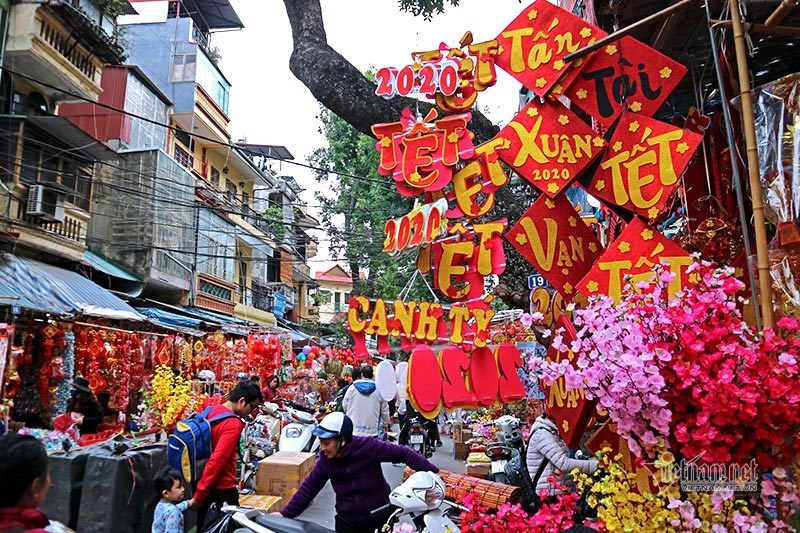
485;415;524;484
276;401;320;453
208;503;333;533
240;410;281;491
372;471;461;532
406;412;433;458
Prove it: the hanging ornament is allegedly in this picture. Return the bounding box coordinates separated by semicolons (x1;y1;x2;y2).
53;330;75;416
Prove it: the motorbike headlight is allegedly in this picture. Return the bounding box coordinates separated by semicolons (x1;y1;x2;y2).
414;484;444;509
286;427;302;438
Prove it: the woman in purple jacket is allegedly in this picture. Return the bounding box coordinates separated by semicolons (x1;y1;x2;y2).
281;412;439;532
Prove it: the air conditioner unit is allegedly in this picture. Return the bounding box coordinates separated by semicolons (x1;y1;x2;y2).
26;185;65;222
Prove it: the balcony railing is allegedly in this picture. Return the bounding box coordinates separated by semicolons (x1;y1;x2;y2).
22;211;86;245
39;18;97;80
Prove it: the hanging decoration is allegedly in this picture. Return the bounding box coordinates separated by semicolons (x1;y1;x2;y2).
494;0;606;97
495;99;607;197
53;330;75;416
506;193;603;301
564;35;687;130
585;112;704;220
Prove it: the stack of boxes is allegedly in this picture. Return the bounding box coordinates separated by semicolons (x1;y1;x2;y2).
451;421;473;461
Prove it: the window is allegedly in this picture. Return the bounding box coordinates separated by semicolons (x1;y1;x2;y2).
174;128;194;152
334;291;342;312
197;211;235;282
214;81;229;114
171;54;196;82
209;166;220;187
15;136;92;209
125;75;168;150
174;145;193;170
20;141;41;183
226;180;237;204
241;191;250;215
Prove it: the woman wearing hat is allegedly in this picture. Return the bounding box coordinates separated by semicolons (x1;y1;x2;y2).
67;377;103;435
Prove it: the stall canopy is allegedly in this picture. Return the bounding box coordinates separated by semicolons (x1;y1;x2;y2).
83;251;140;282
182;306;253;336
135;307;204;336
0;254;143;321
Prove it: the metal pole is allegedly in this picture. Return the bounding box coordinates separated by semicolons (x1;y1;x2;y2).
729;0;775;328
564;0;699;62
704;1;762;330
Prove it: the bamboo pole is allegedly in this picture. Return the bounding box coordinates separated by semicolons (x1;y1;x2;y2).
704;2;762;330
729;0;775;329
564;0;699;62
710;19;800;36
765;0;798;27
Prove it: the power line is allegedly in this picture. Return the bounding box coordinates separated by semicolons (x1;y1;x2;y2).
2;66;398;190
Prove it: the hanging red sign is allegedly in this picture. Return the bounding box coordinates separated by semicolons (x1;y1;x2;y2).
383;199;449;255
564;36;687;130
372;108;475;196
431;220;507;301
407;343;526;419
494;0;606;97
495;99;606;198
540;315;596;448
506;193;603;302
576;217;693;302
585;112;703;220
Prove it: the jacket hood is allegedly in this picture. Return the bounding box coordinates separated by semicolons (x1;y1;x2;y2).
353;379;377;395
531;415;558;433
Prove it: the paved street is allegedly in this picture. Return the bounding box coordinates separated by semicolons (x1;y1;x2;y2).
297;433;467;530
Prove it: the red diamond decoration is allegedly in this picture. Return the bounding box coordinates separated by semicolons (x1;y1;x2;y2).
496;99;606;198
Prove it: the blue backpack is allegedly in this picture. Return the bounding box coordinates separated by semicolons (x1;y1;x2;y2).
168;406;238;483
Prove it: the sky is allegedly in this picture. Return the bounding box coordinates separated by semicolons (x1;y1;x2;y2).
213;0;531;273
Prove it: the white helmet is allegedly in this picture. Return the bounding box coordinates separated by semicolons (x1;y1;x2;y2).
313;412;353;440
198;370;216;382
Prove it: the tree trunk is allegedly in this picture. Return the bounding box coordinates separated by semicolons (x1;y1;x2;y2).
282;0;499;143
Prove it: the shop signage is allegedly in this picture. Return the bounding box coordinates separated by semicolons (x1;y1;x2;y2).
496;99;606;197
528;274;547;289
273;292;286;318
506;193;602;301
540;315;596;448
407;343;526;417
564;36;687;130
494;0;606;97
372;108;475;196
586;112;703;220
576;217;693;302
383;198;448;255
347;296;496;349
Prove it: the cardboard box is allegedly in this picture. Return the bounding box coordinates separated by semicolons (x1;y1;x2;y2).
451;421;464;443
256;451;316;502
466;462;490;478
453;442;470;461
239;494;282;513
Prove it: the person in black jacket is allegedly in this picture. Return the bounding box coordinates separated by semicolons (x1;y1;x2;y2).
66;377;102;434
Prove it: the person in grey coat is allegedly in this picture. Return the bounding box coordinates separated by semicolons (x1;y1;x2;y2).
525;413;598;496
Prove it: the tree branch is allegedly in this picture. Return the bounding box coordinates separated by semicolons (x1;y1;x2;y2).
282;0;499;143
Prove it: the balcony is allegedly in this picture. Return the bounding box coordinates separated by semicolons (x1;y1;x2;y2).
5;2;125;101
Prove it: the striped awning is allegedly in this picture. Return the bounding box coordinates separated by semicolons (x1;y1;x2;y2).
0;254;143;321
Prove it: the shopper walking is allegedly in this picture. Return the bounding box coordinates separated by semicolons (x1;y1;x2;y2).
280;413;438;532
343;365;389;437
190;380;262;529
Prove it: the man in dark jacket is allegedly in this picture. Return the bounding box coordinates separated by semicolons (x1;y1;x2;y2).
281;412;439;532
67;377;103;434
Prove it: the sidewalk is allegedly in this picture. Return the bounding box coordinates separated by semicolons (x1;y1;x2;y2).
297;433;466;529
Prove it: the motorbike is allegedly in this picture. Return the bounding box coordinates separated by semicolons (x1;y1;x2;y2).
240;406;282;491
372;471;461;532
276;400;321;453
484;415;537;510
204;503;333;533
406;411;433;458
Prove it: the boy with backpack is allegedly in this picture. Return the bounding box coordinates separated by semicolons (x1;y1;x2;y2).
181;380;262;529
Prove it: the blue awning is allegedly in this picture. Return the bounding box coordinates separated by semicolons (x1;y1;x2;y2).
0;254;143;320
136;307;202;329
0;280;52;312
183;306;253;336
84;251;140;282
